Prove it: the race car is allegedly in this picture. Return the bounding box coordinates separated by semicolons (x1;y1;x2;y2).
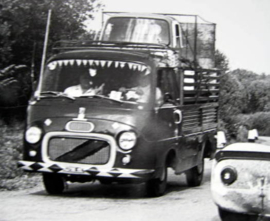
211;130;270;221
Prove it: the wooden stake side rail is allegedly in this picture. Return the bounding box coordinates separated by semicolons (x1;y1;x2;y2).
181;69;221;105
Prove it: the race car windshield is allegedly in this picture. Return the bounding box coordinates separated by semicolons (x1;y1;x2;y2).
40;59;152;103
102;17;170;45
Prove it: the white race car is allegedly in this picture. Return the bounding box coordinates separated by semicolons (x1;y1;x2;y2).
211;132;270;221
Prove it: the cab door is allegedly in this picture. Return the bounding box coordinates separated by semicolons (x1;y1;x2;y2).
156;68;182;147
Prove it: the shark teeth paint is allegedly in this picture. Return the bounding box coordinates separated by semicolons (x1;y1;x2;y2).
47;59;149;72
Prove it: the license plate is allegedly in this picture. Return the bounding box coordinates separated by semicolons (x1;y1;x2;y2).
65;167;84;173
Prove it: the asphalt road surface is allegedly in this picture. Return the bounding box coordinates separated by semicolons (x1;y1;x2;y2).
1;137;270;221
1;159;220;221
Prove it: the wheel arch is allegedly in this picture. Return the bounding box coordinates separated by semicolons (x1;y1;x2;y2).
203;132;216;158
166;149;177;169
154;145;177;179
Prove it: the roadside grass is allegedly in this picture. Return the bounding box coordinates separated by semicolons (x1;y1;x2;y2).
0;121;41;191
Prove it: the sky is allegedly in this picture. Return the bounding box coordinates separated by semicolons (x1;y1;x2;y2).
90;0;270;74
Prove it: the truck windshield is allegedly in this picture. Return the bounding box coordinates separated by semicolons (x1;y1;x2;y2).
102;17;169;45
40;59;153;103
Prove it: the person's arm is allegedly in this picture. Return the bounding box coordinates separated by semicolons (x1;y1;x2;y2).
156;87;163;105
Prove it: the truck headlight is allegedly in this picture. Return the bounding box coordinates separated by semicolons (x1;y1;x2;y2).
25;126;42;144
118;131;137;151
221;167;237;185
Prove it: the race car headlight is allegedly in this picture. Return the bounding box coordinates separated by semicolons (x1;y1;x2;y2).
118;131;137;151
221;167;237;185
25;126;42;144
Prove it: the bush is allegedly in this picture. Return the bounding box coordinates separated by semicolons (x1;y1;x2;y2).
234;112;270;136
219;72;248;122
218;119;249;143
218;112;270;144
0;121;40;190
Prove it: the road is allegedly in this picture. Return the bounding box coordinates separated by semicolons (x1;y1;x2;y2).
0;159;220;221
1;137;270;221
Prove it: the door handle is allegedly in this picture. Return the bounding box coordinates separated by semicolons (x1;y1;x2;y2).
174;109;182;124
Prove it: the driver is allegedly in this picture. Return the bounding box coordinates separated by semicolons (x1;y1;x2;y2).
64;72;104;97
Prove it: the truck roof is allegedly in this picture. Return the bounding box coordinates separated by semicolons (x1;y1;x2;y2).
104;12;176;23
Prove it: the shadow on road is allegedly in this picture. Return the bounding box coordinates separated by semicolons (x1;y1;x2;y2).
32;180;191;199
31;159;213;199
31;173;208;200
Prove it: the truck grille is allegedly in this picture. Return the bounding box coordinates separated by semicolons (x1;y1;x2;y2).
48;137;110;165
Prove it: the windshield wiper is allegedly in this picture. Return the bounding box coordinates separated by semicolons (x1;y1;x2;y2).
40;91;59;95
39;91;75;100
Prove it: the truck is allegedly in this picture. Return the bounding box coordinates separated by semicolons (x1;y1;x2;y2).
18;12;221;197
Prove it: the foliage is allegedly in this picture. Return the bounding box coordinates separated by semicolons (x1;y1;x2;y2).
234;112;270;136
0;0;102;72
0;0;102;122
248;79;270;112
230;69;270;113
0;121;41;190
0;122;23;179
0;65;31;105
217;55;270;137
0;65;31;124
219;72;248;121
215;50;229;71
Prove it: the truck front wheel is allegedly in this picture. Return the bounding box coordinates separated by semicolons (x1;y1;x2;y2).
43;173;65;194
146;162;168;197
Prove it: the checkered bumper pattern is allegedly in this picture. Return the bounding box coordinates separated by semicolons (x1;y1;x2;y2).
18;160;154;180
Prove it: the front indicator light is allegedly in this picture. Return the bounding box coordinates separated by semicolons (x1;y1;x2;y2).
221;167;237;185
122;155;131;165
29;150;37;157
118;131;137;151
25;126;42;144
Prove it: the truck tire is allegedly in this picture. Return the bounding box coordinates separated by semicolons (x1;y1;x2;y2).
146;162;168;197
43;173;65;194
185;156;204;187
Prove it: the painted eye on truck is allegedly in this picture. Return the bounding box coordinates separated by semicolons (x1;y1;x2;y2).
221;167;237;185
118;131;137;151
25;126;42;144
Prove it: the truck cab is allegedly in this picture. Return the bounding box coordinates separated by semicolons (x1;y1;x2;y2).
100;13;175;47
99;12;216;69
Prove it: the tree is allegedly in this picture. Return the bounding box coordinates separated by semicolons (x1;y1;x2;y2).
247;79;270;112
219;72;248;120
0;0;102;122
231;69;270;113
215;49;229;71
0;0;102;72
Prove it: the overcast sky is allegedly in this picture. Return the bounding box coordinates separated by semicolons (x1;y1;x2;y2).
92;0;270;74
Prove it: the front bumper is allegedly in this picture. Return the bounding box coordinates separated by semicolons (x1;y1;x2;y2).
18;160;154;180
